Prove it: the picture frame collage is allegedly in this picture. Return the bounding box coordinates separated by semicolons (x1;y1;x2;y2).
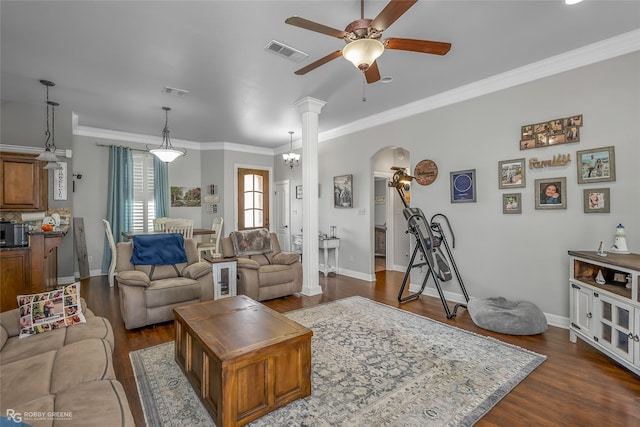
496;115;616;214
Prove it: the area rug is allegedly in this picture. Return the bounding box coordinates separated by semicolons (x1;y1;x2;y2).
130;296;546;427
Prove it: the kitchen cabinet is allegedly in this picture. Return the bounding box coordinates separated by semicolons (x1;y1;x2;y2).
0;152;48;211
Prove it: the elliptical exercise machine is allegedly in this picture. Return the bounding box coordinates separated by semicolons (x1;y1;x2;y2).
389;167;469;318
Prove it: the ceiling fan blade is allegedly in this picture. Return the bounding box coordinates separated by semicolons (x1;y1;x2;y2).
364;61;381;84
384;38;451;55
285;16;347;39
294;50;343;75
370;0;418;32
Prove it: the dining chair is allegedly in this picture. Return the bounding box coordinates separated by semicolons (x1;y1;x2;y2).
197;216;224;261
102;219;117;287
164;219;194;239
153;217;173;231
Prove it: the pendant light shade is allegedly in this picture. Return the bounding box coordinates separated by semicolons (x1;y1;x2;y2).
36;80;60;167
147;107;186;163
282;131;300;169
342;39;384;71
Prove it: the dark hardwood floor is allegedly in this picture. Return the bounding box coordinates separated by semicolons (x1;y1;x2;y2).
81;271;640;427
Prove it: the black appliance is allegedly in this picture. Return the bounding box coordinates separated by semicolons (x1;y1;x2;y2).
0;221;29;248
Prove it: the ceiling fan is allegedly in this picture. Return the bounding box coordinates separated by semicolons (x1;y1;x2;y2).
285;0;451;84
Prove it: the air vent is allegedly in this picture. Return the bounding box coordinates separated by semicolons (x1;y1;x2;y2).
264;40;308;63
162;86;189;97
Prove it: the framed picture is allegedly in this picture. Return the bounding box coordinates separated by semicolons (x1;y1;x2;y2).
535;177;566;210
334;174;353;208
450;169;476;203
296;185;302;199
498;158;525;189
503;193;522;214
583;188;610;213
577;146;616;184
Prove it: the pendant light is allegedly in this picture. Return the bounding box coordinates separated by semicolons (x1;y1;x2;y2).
36;80;62;169
282;131;300;169
147;107;186;163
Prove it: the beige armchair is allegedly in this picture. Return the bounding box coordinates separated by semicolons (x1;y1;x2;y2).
220;229;302;301
115;237;213;329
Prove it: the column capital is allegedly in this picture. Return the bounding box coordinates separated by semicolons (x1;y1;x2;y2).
295;97;327;115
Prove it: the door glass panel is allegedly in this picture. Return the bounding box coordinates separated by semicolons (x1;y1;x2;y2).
244;210;254;228
254;175;263;192
254;192;263;208
255;210;263;227
601;323;612;343
601;301;612;321
244;193;254;209
616;330;629;353
616;306;629;329
244;175;254;192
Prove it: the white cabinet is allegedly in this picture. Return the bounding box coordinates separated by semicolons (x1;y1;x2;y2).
569;251;640;376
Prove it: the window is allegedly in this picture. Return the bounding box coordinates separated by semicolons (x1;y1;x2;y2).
237;168;269;230
132;153;156;231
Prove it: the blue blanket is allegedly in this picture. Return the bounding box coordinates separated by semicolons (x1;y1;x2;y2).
131;234;187;265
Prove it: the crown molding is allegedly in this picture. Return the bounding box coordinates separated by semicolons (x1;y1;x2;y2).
318;29;640;143
71;29;639;153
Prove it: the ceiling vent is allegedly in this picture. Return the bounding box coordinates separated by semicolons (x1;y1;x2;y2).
264;40;308;63
162;86;189;97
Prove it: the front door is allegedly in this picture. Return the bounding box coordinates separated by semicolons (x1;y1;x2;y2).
274;181;291;251
237;168;270;231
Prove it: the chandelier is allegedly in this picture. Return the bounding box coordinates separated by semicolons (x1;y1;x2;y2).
282;131;300;169
147;107;186;163
36;80;62;170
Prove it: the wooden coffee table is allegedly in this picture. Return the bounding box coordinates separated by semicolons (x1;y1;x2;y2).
173;295;312;427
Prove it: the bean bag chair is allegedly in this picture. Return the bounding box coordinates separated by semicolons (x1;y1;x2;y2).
467;297;548;335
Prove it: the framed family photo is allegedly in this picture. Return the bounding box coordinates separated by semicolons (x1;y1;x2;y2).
333;174;353;208
576;146;615;184
498;158;525;189
535;177;566;210
450;169;476;203
583;188;610;214
503;193;522;214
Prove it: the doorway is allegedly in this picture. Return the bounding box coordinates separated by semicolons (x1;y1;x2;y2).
372;147;410;275
237;167;270;231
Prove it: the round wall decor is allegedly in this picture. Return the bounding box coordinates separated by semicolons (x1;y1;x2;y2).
414;159;438;185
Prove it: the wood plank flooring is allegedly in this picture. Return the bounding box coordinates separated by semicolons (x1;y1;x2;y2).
81;270;640;427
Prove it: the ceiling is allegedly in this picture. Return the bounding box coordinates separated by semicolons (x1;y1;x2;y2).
2;1;639;151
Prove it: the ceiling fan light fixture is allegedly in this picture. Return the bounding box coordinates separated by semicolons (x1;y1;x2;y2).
342;38;384;71
147;107;186;163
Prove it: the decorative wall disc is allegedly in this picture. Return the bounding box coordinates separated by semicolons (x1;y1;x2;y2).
414;159;438;185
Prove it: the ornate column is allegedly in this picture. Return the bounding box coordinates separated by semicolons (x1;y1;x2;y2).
295;96;326;296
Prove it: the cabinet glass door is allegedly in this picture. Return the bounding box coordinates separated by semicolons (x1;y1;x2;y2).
596;293;634;363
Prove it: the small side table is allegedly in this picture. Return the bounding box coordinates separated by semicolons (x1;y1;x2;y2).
319;237;340;276
204;256;237;300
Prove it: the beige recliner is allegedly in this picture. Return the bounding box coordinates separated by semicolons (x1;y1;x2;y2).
221;229;302;301
115;237;213;329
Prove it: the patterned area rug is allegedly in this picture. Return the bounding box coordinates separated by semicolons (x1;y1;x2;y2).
130;296;546;426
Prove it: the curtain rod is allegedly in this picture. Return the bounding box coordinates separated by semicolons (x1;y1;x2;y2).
95;143;147;153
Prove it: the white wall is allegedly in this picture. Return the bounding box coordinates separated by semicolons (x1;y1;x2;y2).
315;52;640;318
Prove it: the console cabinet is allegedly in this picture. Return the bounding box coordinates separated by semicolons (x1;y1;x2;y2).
0;152;48;211
569;250;640;375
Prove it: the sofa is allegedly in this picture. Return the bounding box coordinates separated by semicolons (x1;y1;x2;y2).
0;299;134;427
116;236;214;330
220;229;302;301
